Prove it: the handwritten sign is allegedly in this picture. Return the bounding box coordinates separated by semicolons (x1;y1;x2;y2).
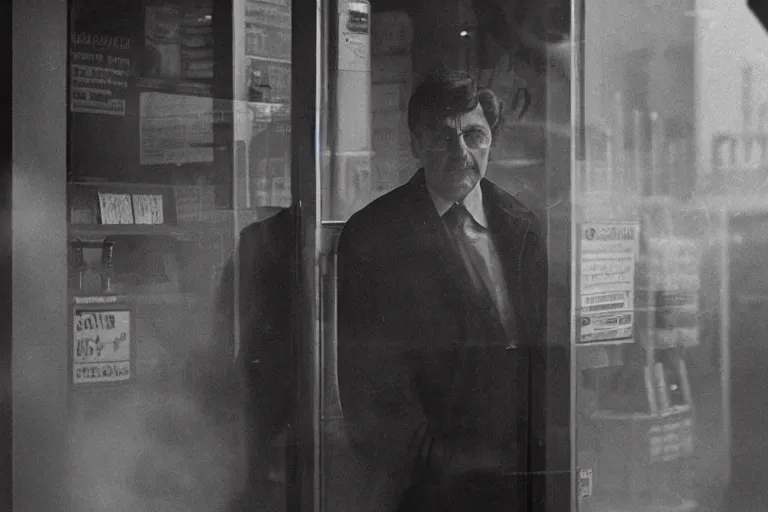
132;194;164;224
73;309;132;385
70;32;132;116
98;193;134;224
578;222;640;344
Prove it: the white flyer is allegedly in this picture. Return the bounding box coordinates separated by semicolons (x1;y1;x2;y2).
139;92;214;165
73;309;132;384
578;222;640;344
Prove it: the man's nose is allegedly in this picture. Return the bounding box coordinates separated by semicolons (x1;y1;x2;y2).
447;134;469;158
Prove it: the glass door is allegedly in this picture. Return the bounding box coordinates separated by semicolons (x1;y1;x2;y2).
319;0;573;510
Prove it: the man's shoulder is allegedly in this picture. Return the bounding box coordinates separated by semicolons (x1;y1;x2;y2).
239;206;295;239
341;179;417;240
482;179;545;232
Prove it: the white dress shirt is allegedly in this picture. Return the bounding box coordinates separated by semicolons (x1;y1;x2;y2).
428;184;517;343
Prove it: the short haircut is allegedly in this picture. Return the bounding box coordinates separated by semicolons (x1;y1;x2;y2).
407;69;506;140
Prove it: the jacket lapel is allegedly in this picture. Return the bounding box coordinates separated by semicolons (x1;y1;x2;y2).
404;171;513;345
482;179;533;344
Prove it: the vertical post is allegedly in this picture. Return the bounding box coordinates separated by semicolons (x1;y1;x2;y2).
570;0;586;510
605;129;614;192
290;0;323;511
650;112;663;196
0;0;11;506
719;208;732;486
613;92;626;194
12;0;69;509
632;109;644;195
742;65;753;134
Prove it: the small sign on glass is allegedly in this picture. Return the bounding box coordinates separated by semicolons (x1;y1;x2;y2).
71;305;133;386
98;193;134;224
132;194;164;224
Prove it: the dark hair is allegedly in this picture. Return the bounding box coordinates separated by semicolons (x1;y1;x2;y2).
407;69;505;139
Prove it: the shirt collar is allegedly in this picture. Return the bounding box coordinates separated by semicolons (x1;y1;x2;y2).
427;181;489;228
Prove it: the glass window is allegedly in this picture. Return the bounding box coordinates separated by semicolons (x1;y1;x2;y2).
64;0;296;510
322;1;571;510
575;0;767;511
14;0;768;509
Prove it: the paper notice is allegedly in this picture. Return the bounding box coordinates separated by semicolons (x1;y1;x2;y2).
73;309;132;384
70;32;132;116
98;193;134;224
139;92;214;165
578;222;640;344
131;194;164;224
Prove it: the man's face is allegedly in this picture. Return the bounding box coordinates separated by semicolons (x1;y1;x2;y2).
412;103;492;202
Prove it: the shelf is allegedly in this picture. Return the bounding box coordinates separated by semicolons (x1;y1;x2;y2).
590;404;692;422
137;76;213;96
72;293;201;307
246;55;291;65
68;223;221;241
69;180;191;189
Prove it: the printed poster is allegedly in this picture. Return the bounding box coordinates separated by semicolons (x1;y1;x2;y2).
578;222;640;344
70;32;132;116
73;309;132;385
338;0;370;72
139;92;214;165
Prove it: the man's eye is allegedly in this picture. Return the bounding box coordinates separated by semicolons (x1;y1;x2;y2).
463;130;490;147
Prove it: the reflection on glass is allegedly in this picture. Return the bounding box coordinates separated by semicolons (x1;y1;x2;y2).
575;1;768;511
65;0;295;509
46;0;768;510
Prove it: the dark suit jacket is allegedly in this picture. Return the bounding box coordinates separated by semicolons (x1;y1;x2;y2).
337;170;553;510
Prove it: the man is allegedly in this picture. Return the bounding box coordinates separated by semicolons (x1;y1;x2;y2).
337;70;553;511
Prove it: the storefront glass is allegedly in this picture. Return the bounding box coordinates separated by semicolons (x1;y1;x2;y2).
575;1;768;510
10;0;768;510
320;1;570;510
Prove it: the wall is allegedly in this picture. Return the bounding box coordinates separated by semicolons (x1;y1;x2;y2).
12;0;69;510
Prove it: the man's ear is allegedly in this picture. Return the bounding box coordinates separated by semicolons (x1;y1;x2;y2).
410;134;422;160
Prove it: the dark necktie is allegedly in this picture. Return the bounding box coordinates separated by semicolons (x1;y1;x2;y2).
442;203;517;344
442;203;496;306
